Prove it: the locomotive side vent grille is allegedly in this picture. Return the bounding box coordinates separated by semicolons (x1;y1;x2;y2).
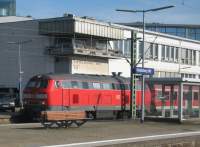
73;94;79;104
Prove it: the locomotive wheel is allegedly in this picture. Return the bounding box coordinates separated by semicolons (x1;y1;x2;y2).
87;111;96;120
63;120;73;128
55;121;65;128
41;121;54;128
74;120;86;127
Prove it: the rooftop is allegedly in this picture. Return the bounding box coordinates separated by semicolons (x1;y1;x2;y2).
0;16;33;23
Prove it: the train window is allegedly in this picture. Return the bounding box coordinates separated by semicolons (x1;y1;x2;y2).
164;91;170;100
156;91;163;100
193;92;199;100
119;84;125;90
88;82;94;89
111;83;116;89
82;82;89;89
26;80;37;88
114;84;121;90
93;82;101;89
124;84;129;90
172;92;177;100
62;81;71;88
102;83;112;90
36;79;48;88
71;81;80;88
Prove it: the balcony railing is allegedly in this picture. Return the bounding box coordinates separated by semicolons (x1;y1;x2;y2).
45;40;123;58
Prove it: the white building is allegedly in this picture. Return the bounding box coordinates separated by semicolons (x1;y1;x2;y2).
1;14;200;90
109;25;200;82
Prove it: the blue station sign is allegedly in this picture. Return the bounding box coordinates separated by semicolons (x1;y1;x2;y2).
133;67;154;75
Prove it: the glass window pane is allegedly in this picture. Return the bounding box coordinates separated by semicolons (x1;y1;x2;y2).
166;46;170;60
62;81;71;88
166;27;176;33
139;41;142;58
193;50;196;65
177;28;186;33
82;82;89;89
71;81;79;88
102;83;112;89
196;34;200;40
157;27;166;33
196;29;200;33
171;47;174;60
162;45;165;60
93;82;101;89
175;47;179;62
154;44;158;60
150;43;153;59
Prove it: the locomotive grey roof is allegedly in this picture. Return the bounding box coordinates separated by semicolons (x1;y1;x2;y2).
35;73;130;83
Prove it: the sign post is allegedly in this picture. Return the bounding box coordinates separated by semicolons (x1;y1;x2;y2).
133;67;154;75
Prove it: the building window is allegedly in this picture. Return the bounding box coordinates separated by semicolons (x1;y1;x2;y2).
161;45;165;60
175;47;179;62
177;28;186;38
144;42;150;59
199;51;200;66
139;41;142;58
124;40;131;56
193;50;196;65
188;49;192;65
166;46;170;60
157;27;166;33
154;44;159;60
166;27;177;36
181;48;187;64
188;29;196;40
149;43;153;59
170;47;174;61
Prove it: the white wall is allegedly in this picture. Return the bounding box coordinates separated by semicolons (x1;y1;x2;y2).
109;29;200;79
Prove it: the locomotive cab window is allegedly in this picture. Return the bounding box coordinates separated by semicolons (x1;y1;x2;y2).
26;80;37;88
36;79;48;88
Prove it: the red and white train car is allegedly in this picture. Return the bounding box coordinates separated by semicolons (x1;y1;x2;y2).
23;74;152;119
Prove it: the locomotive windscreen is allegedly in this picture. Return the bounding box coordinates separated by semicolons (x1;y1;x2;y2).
26;78;48;89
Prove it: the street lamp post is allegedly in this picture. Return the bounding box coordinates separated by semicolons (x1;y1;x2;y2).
116;5;175;123
8;40;32;108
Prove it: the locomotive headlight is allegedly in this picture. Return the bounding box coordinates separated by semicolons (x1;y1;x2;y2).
35;93;47;99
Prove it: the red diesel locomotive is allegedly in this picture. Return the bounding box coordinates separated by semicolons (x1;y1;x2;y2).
23;73;151;119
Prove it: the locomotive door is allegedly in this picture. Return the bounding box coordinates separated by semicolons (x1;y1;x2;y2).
62;89;70;109
61;81;71;109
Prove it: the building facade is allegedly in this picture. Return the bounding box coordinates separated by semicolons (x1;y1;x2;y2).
1;15;200;90
109;27;200;82
0;0;16;16
122;22;200;41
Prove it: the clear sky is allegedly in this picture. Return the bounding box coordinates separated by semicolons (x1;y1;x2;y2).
17;0;200;24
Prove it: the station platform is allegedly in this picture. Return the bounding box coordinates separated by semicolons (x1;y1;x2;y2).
1;119;200;147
